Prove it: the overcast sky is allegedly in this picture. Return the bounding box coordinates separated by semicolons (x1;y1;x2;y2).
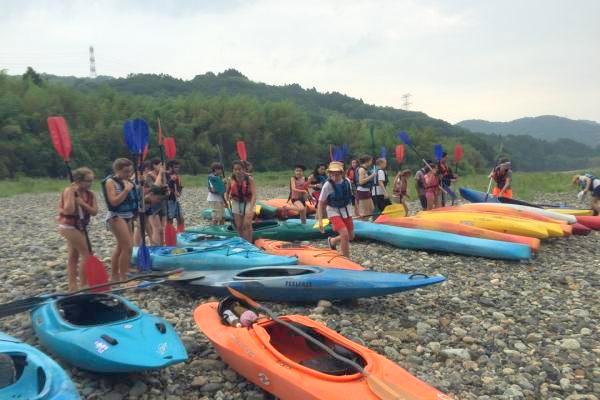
1;0;599;123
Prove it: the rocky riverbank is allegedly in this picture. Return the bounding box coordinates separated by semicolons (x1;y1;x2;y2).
0;188;598;399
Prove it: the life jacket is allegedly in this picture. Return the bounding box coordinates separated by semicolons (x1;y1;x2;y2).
357;166;374;189
58;189;93;229
167;172;183;200
424;173;439;191
208;173;225;196
229;174;251;201
326;178;353;208
101;175;139;214
493;166;510;188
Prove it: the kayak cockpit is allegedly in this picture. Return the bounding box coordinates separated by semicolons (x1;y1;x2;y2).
0;352;48;397
57;294;138;326
234;267;316;279
254;320;367;381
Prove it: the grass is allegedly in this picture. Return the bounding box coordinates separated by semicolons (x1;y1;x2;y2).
1;170;598;200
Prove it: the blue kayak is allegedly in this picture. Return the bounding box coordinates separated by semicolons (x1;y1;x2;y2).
459;187;500;203
0;332;79;400
352;220;532;261
181;265;446;302
201;208;233;221
132;245;298;271
31;293;188;373
176;232;249;248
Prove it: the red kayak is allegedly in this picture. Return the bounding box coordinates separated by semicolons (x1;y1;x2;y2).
575;215;600;230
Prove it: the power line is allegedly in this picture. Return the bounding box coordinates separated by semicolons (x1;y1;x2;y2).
401;93;412;111
89;45;97;78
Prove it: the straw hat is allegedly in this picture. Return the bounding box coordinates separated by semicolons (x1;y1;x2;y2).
327;161;344;172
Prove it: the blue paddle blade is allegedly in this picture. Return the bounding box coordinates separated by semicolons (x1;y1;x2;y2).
434;144;444;161
123;120;136;151
123;119;149;154
341;143;349;159
137;245;152;272
396;131;412;145
380;146;387;159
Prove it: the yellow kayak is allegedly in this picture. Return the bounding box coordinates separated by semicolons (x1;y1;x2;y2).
415;211;551;239
545;208;593;216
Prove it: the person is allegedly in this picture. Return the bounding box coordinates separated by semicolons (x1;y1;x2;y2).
392;169;411;216
207;162;227;225
57;167;98;291
572;173;600;215
356;155;377;220
437;152;457;206
371;158;390;213
241;160;253;175
489;158;513;198
346;159;360;205
284;165;309;224
414;162;430;210
165;160;185;231
308;163;328;206
226;160;256;242
424;164;440;210
144;158;166;245
317;161;355;257
102;158;138;282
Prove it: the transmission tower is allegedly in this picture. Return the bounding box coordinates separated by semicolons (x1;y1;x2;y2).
89;46;97;78
401;93;412;110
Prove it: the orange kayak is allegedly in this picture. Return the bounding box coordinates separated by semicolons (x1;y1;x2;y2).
262;198;317;218
255;239;365;270
375;215;541;252
194;302;452;400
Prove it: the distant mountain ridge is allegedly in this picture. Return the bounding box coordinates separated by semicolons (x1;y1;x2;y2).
457;115;600;147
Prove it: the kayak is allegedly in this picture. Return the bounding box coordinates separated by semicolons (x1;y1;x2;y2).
194;302;451;400
375;214;541;252
31;293;188;373
546;208;593;216
254;239;365;270
186;220;333;241
132;245;298;271
262;198;317;218
576;215;600;230
454;199;578;224
459;187;500;203
176;232;246;247
572;223;591;235
0;332;79;399
256;200;279;219
182;266;446;301
201;207;233;221
353;220;532;261
414;211;552;239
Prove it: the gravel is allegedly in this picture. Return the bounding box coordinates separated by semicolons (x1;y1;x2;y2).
0;187;598;399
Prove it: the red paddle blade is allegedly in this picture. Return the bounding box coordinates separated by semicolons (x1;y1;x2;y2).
84;255;109;293
236;140;247;161
454;144;464;163
142;144;149;161
157;117;164;145
395;144;405;164
47;116;72;162
164;223;177;246
164;137;176;160
176;223;185;233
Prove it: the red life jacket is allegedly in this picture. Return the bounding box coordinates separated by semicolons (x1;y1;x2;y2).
229;174;252;201
58;189;93;228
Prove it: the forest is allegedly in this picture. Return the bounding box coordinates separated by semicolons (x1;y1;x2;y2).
0;67;598;179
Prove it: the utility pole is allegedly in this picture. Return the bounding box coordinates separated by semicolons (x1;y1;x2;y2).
401;93;412;110
89;46;97;78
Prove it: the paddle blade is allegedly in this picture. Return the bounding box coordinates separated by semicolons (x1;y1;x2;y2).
341;143;349;159
380;146;387;159
176;223;185;233
236;140;247;161
142;144;149;161
164;223;177;246
381;204;405;218
395;144;405;164
227;286;260;309
329;144;333;161
84;255;109;293
396;131;412;146
312;218;330;229
255;204;262;215
47;116;72;162
367;373;422;400
434;144;444;161
164;137;176;160
454;144;464;163
157;117;164;145
137;245;152;272
123;119;149;154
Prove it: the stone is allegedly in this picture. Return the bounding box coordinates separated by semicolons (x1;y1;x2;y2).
561;339;581;350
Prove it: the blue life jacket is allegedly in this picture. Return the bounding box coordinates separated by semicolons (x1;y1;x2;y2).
101;175;139;214
326;179;353;208
208;173;225;195
315;174;327;186
357;167;374;189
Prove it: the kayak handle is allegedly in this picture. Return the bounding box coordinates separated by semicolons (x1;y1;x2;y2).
408;273;429;280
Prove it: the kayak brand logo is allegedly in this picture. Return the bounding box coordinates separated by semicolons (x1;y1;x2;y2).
157;342;168;356
94;339;109;354
285;281;311;288
123;324;133;329
258;372;271;386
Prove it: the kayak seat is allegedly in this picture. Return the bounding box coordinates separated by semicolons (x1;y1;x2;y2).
236;268;313;279
58;294;138;326
300;354;355;375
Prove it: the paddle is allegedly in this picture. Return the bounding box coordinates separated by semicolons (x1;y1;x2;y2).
0;269;190;319
434;144;444;162
380;146;387;160
395;144;405;169
236;140;247;161
315;204;406;229
47;116;109;291
217;144;236;225
157;118;177;246
369;125;376;159
226;287;419;400
454;144;463;174
123;119;151;272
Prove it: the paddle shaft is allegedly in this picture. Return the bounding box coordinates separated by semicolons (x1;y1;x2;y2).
402;143;452;197
133;154;149;248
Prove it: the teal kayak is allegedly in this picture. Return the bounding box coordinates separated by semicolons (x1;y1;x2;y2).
201;201;278;221
352;220;532;261
201;208;233;221
186;220;333;241
31;293;188;373
132;245;298;271
0;332;79;399
176;232;245;247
